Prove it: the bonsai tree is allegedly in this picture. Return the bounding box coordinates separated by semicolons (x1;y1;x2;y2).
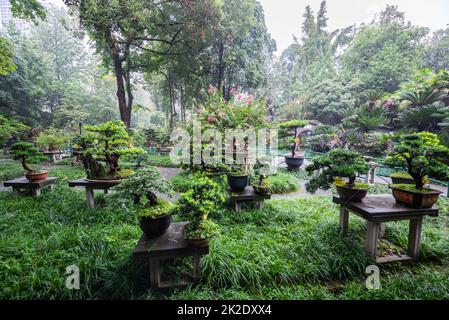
280;120;309;158
36;128;68;151
108;166;173;209
78;121;143;180
251;174;271;195
108;166;174;237
10;142;47;174
305;148;369;193
384;132;449;190
176;174;224;242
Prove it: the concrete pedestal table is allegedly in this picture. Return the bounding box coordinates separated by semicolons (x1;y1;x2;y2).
229;188;271;212
133;222;209;289
4;177;59;197
333;194;439;263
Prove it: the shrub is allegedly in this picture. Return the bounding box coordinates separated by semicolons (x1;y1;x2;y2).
384;132;449;189
305;149;369;193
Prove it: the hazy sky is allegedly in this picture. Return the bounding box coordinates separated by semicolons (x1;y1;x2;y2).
44;0;449;54
260;0;449;54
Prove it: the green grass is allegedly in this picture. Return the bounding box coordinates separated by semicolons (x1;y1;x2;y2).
1;164;449;299
268;171;300;194
171;171;196;192
171;170;301;194
145;154;179;168
0;160;24;182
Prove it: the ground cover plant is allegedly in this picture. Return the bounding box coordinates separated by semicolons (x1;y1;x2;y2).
1;164;449;299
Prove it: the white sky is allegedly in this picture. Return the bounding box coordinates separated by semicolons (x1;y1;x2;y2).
259;0;449;54
43;0;449;54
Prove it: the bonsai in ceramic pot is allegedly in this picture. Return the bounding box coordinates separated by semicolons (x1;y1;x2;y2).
389;172;430;185
252;174;271;195
280;120;309;171
176;174;223;246
384;132;449;209
305;148;370;202
10;142;48;181
226;165;250;192
77;121;143;181
107;167;174;238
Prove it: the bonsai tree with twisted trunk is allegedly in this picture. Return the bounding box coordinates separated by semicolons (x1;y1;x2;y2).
10;142;47;178
79;121;143;180
384;132;449;190
306;148;369;201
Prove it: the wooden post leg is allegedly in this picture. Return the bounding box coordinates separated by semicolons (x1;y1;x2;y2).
339;206;349;235
85;188;95;209
365;221;380;258
407;217;423;260
104;189;109;195
364;173;369;184
32;187;41;197
149;258;161;288
193;255;201;284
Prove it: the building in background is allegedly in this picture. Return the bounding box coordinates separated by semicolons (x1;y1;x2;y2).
0;0;27;33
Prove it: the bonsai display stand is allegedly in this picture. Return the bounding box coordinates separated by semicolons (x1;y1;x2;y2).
133;222;209;289
4;177;59;197
229;188;271;212
364;161;379;184
68;178;121;209
43;151;64;163
333;195;439;263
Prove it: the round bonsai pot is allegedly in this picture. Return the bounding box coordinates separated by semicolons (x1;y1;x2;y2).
227;174;249;191
335;184;368;202
187;238;210;247
25;171;49;182
390;186;441;209
390;176;415;185
139;215;172;239
252;185;270;195
285;155;304;171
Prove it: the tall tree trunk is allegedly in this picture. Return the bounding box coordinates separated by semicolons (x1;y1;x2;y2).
112;52;130;128
123;69;133;128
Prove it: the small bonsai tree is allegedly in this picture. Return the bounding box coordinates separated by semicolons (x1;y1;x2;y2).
305;148;369;193
108;166;173;210
384;132;449;190
78;121;143;180
10;142;47;173
176;174;224;241
280;120;308;157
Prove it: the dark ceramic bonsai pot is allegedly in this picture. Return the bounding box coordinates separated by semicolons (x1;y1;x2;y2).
335;184;368;202
285;155;304;171
187;238;210;247
139;215;172;238
227;174;249;192
252;185;270;195
390;176;415;185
